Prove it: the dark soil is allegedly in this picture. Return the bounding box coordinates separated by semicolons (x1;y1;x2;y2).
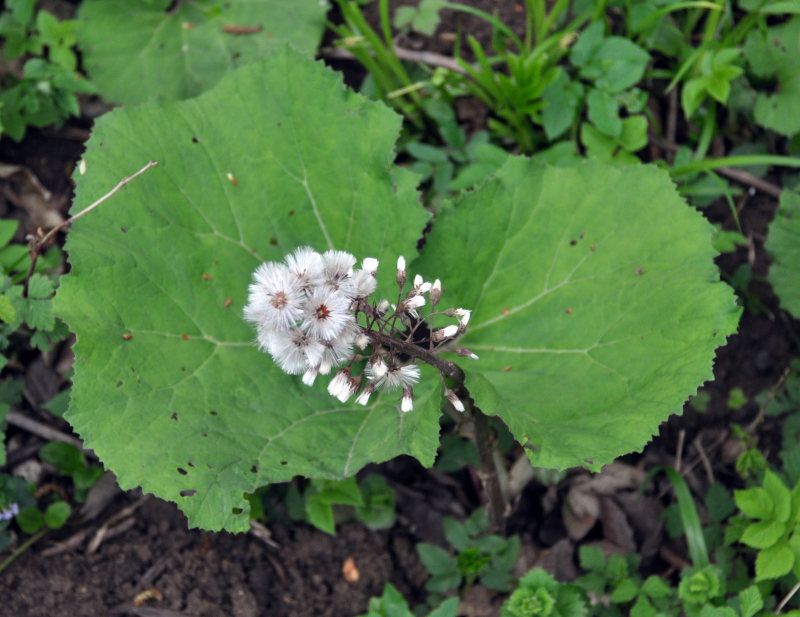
1;2;799;616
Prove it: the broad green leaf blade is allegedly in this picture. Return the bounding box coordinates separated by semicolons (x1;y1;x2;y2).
415;158;739;471
76;0;329;104
54;49;434;532
766;190;800;319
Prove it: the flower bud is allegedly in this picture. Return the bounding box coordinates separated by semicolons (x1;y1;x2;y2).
401;387;414;413
430;279;441;306
396;256;406;287
445;389;465;412
362;257;379;274
432;324;459;342
456;347;479;360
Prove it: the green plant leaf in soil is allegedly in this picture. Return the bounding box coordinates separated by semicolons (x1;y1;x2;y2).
766;189;800;319
414;158;740;470
54;48;434;532
742;16;800;137
75;0;329;105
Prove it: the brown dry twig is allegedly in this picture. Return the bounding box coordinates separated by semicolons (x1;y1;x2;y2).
5;409;84;450
22;160;158;297
87;495;151;554
321;45;466;74
745;365;793;434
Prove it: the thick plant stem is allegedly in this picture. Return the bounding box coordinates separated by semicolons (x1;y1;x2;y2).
366;329;508;532
471;405;506;534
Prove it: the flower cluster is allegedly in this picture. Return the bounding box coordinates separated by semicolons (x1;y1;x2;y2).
244;247;473;413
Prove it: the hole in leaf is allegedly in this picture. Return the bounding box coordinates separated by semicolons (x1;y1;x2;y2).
280;461;288;466
170;412;178;421
209;410;218;416
269;237;278;246
180;489;196;497
116;381;123;388
177;467;187;475
232;507;243;515
250;465;258;474
191;136;199;143
187;461;195;467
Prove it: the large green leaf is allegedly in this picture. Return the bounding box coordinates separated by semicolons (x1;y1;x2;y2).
76;0;329;104
414;158;740;471
743;17;800;137
54;48;434;531
766;190;800;319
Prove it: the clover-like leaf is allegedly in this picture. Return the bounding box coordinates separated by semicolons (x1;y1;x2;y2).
54;48;434;531
76;0;329;104
766;190;800;319
414;158;739;470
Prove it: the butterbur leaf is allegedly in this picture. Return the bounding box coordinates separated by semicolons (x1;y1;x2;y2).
415;158;739;470
76;0;329;104
54;49;434;532
766;190;800;319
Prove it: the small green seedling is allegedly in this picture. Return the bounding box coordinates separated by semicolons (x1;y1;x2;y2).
417;509;519;594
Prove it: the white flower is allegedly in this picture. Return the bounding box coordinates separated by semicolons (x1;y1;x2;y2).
404;295;425;310
366;358;388;380
266;327;324;374
355;332;370;350
317;324;357;374
376;299;391;315
348;269;377;298
401;387;414;412
413;274;432;294
454;308;471;327
302;366;319;386
362;257;379;274
302;286;353;340
244;262;304;331
355;383;375;406
327;369;357;402
322;250;356;285
367;362;420;390
285;246;324;290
